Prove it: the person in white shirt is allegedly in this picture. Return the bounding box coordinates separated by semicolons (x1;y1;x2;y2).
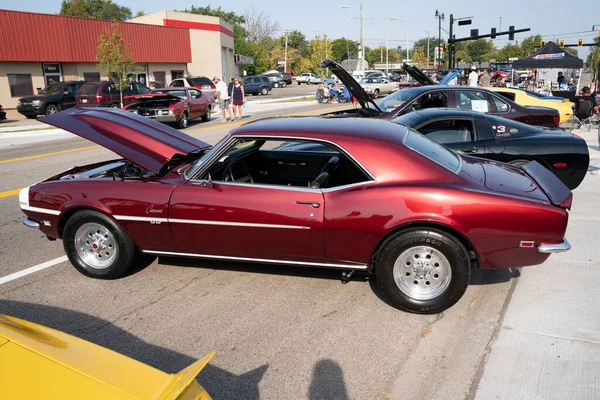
214;76;234;122
468;66;479;87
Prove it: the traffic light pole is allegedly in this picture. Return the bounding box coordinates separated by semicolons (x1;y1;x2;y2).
448;14;454;69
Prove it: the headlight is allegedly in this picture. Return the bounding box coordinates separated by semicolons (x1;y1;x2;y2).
17;101;21;106
167;110;174;115
32;100;41;106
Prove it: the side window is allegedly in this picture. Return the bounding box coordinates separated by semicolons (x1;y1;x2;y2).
490;94;510;113
418;119;475;144
102;84;114;94
262;77;270;83
189;89;201;99
170;79;184;87
253;77;262;84
135;84;151;94
456;91;490;112
411;91;448;110
495;91;516;102
67;84;78;94
243;78;252;85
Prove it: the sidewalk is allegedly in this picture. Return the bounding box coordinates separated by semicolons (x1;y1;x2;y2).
474;125;600;399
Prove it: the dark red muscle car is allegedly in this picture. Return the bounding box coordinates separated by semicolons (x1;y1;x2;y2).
123;87;213;129
20;108;572;313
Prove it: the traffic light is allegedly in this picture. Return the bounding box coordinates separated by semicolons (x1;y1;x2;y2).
541;40;546;47
491;28;497;39
442;42;447;52
508;26;515;41
578;38;583;46
559;39;565;48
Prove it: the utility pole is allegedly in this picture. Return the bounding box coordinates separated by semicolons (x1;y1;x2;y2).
372;23;388;72
424;30;431;67
284;30;289;73
342;3;365;69
435;10;445;71
449;14;454;69
499;17;502;32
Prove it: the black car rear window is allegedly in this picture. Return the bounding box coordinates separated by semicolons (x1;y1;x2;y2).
484;115;541;138
403;129;462;173
79;84;100;95
261;77;270;83
189;77;213;86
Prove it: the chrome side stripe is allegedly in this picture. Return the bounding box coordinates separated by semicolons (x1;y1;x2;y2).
168;218;309;230
114;215;169;223
20;205;61;216
142;250;369;270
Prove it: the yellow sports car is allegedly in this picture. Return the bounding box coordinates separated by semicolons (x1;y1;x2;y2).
0;314;214;399
489;87;574;124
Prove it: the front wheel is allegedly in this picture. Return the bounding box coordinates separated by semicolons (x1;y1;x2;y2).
45;104;59;115
375;229;470;314
297;82;301;85
372;89;380;98
201;105;211;122
177;111;188;129
63;210;137;279
281;82;287;88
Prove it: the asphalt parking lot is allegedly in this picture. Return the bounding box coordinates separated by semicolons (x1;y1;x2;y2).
1;101;595;399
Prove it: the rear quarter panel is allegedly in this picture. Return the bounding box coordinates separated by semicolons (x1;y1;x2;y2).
324;183;568;270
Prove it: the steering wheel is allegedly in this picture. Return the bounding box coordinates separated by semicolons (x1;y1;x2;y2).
225;158;254;183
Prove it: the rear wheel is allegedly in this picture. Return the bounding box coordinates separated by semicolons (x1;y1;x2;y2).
63;210;136;279
281;82;287;88
45;104;59;115
273;82;280;88
201;105;211;122
375;229;470;314
297;82;301;85
260;87;268;95
109;103;120;109
177;111;188;129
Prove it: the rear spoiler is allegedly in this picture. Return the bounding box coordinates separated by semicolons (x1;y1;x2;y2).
155;351;215;400
522;161;572;209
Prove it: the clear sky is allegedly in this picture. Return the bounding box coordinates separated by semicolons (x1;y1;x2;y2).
2;0;599;60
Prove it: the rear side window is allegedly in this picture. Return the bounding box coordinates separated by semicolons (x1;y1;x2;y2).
417;119;475;144
403;129;461;173
79;84;100;95
490;94;510;113
261;77;270;83
170;79;185;87
102;84;115;94
495;91;516;101
253;77;262;83
189;77;213;86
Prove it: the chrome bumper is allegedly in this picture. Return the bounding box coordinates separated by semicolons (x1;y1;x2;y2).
23;218;40;229
537;238;570;253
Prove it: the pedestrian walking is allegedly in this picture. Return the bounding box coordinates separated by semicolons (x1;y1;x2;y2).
468;66;479;87
214;76;233;122
231;78;245;120
479;69;491;87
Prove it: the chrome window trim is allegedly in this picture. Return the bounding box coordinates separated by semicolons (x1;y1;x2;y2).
142;250;368;270
188;134;376;184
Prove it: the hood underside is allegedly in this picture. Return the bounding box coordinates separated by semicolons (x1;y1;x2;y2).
40;107;210;173
321;59;382;112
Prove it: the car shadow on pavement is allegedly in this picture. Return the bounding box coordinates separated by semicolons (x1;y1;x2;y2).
0;300;267;400
309;359;349;400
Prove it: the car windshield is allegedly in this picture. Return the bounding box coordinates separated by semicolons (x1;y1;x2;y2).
369;88;420;112
189;77;213;86
403;129;462;173
152;89;187;99
40;83;65;94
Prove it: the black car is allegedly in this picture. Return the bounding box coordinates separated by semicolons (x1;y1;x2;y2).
321;59;560;128
17;81;85;118
282;72;293;85
0;104;6;121
262;73;287;88
392;108;589;189
242;75;272;95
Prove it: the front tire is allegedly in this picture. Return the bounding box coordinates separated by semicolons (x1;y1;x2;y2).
177;111;188;129
63;210;136;279
45;104;59;115
375;229;470;314
201;105;211;122
373;89;380;98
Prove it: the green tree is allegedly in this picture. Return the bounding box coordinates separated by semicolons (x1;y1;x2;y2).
496;43;524;61
453;41;472;63
330;38;358;62
466;39;495;61
96;22;141;107
60;0;132;20
280;30;310;57
413;37;434;61
411;46;428;68
520;35;543;56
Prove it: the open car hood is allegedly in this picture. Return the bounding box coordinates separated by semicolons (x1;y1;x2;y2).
401;64;463;86
321;59;382;112
40;107;210;174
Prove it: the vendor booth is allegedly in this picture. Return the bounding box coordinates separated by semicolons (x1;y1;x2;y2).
512;41;584;99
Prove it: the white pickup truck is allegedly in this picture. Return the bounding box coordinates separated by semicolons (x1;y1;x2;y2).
296;73;322;85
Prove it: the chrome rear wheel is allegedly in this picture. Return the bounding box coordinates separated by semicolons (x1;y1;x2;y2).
393;246;452;301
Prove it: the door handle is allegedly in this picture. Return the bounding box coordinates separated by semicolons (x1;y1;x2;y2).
296;201;320;208
460;147;478;154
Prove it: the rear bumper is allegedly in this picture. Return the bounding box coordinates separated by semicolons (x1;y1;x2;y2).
537;238;570;253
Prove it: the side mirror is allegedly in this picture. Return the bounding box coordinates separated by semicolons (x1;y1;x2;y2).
198;173;214;188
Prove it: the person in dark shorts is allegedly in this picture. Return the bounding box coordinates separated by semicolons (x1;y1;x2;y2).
231;78;245;120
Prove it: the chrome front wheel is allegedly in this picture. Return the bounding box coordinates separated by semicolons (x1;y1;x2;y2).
74;222;118;269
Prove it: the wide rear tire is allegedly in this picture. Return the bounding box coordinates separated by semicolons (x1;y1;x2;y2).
63;210;136;279
375;229;470;314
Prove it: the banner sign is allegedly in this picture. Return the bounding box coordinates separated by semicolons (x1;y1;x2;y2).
533;53;565;60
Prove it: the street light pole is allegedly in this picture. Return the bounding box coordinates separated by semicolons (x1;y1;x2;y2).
390;19;409;62
424;30;430;67
284;30;289;73
342;3;365;68
435;10;445;71
371;23;388;72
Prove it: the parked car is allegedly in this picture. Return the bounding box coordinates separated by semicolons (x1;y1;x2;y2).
489;87;574;124
123;87;214;129
296;73;322;85
282;72;293;85
262;73;287;88
359;76;398;98
75;81;152;108
321;59;560;128
0;314;214;399
392;108;589;189
242;75;272;95
17;81;85;118
0;104;6;121
168;76;216;98
23;108;572;314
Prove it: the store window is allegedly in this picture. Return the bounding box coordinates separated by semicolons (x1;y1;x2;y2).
83;72;100;82
154;71;166;88
171;70;184;80
8;74;33;97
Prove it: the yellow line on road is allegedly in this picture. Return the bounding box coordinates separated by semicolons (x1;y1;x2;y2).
0;188;21;199
0;145;99;165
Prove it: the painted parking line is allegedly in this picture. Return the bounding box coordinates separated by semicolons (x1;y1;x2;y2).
0;255;68;285
0;188;21;199
0;145;99;165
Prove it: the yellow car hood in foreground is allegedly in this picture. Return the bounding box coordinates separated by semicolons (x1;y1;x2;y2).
0;315;213;400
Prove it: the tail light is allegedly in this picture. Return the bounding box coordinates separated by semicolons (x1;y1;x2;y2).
553;115;559;126
210;84;216;89
95;95;102;103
